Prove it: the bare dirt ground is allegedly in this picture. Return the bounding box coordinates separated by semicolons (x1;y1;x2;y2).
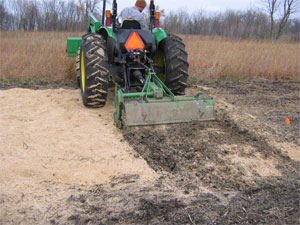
0;80;299;225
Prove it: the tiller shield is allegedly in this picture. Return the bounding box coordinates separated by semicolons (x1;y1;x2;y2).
114;70;215;127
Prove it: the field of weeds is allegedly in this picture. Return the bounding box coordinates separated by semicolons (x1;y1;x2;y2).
0;31;81;82
184;35;300;81
0;31;299;82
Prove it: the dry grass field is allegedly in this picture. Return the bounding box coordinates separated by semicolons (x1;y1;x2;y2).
0;31;82;82
184;35;300;81
0;31;299;82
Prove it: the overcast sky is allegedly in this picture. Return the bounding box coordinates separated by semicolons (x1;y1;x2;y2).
108;0;261;14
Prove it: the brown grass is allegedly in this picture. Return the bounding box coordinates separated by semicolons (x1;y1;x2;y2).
183;35;300;81
0;31;82;81
0;31;299;82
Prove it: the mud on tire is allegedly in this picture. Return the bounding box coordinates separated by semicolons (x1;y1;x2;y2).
160;34;189;95
80;33;109;108
75;49;80;87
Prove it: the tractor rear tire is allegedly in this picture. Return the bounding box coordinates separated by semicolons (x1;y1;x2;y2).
79;33;109;108
76;49;80;87
160;34;189;95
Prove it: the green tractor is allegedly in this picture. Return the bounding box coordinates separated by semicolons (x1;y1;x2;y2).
67;0;215;127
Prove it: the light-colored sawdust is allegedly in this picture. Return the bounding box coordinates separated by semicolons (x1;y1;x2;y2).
230;154;282;177
0;88;157;224
221;144;281;178
269;142;300;161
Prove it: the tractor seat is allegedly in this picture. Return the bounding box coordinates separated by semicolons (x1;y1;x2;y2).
121;19;141;29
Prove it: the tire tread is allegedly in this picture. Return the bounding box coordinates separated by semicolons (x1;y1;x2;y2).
80;33;109;108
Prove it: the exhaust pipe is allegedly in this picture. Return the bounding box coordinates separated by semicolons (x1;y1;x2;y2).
150;0;155;29
102;0;107;25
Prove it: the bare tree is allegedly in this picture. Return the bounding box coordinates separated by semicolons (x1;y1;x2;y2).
276;0;300;39
77;0;102;18
0;0;299;41
76;0;102;30
261;0;278;39
0;0;7;29
10;0;39;31
261;0;299;39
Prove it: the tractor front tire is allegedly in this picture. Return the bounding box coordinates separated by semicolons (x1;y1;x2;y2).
160;34;189;95
79;33;109;108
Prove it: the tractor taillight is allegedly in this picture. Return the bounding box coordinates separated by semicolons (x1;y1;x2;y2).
106;10;111;26
106;19;111;26
125;32;145;51
155;12;160;20
154;12;160;28
106;10;111;18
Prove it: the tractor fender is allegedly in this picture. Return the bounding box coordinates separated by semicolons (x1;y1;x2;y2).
152;28;168;47
99;27;117;63
99;27;117;41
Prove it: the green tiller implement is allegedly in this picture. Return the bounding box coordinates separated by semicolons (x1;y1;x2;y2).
67;0;215;127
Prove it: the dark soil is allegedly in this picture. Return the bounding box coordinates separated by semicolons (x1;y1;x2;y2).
60;176;299;225
123;112;298;193
203;80;300;146
56;80;300;224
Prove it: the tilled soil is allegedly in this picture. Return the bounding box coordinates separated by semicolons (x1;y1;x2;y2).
203;80;300;146
64;176;299;224
0;80;299;224
124;112;296;192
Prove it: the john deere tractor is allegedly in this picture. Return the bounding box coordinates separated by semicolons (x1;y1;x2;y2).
67;0;215;127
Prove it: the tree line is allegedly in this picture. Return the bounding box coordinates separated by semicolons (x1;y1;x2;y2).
163;9;299;41
0;0;103;31
0;0;299;41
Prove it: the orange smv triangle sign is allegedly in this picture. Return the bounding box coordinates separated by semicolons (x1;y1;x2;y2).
125;32;145;50
285;117;291;125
